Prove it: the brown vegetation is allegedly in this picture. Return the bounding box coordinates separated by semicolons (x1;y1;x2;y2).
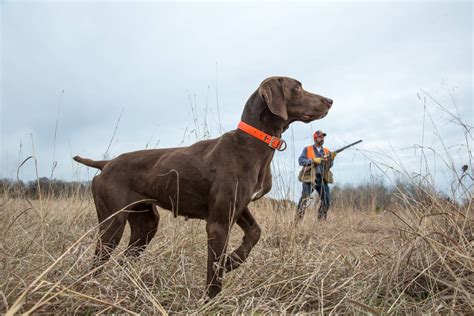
1;184;471;314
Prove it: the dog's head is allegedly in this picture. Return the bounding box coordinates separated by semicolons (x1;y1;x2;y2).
258;76;332;123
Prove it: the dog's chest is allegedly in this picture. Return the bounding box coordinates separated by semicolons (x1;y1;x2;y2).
251;165;272;201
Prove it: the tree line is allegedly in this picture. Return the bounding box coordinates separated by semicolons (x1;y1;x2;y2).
0;177;460;212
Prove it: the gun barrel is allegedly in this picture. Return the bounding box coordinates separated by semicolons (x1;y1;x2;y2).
334;139;362;154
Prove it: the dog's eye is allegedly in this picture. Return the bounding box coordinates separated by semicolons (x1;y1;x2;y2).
294;86;301;91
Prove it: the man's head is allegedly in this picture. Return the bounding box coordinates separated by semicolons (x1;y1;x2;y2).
313;130;326;146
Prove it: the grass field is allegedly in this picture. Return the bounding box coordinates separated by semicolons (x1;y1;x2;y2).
1;192;472;314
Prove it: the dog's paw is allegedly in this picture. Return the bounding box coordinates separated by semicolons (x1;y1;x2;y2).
224;254;242;272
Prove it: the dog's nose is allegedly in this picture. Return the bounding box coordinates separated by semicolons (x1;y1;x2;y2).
326;98;333;108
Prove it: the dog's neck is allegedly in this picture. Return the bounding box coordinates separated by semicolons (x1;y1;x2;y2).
240;91;286;138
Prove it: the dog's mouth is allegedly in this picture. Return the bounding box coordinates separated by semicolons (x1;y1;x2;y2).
301;111;328;122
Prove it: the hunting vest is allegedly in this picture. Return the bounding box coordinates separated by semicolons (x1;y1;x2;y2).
298;146;334;184
306;146;330;159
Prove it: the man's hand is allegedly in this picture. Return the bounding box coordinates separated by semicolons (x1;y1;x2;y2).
331;152;337;159
312;157;323;164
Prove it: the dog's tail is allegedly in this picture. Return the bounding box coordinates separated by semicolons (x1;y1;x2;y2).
73;155;108;170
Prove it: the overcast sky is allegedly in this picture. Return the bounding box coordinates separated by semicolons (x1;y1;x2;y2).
1;1;472;200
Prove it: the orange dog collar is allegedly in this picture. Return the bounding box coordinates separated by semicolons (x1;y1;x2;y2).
238;121;287;151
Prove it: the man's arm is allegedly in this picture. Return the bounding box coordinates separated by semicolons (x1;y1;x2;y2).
327;151;334;168
298;147;312;166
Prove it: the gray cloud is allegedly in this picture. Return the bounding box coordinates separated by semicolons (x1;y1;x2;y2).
1;1;472;199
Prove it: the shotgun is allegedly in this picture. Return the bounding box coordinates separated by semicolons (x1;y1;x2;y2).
322;139;362;161
333;139;363;154
321;139;362;183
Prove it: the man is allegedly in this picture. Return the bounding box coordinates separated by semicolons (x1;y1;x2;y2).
297;130;337;220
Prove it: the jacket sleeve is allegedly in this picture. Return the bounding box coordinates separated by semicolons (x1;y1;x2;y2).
298;147;313;166
326;150;334;169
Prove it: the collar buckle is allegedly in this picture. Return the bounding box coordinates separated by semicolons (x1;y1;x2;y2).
268;137;287;151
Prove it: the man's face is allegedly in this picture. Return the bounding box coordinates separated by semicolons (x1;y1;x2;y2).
315;135;325;146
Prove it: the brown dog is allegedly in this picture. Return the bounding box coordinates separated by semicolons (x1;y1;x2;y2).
73;76;332;298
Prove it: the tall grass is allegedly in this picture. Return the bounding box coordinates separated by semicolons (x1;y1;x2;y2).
0;190;471;314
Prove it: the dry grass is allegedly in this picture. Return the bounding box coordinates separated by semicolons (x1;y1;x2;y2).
0;192;472;314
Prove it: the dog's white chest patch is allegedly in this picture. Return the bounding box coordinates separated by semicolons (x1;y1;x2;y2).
252;189;262;200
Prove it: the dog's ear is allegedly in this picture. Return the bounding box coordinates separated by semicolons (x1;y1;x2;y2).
258;78;288;121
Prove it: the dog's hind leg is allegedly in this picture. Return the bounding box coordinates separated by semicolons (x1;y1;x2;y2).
91;183;129;273
93;213;127;272
224;207;261;272
125;205;160;258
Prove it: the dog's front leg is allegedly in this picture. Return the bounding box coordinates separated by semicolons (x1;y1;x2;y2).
224;207;261;272
205;220;230;298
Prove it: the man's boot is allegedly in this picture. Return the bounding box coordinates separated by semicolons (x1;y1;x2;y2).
296;196;308;220
317;206;327;220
